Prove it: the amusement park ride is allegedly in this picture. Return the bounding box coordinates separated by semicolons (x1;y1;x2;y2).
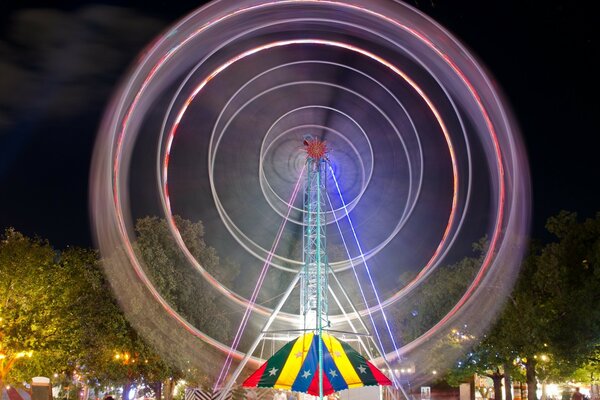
218;137;395;399
91;2;531;400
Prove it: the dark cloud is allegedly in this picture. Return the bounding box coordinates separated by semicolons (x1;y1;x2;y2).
0;5;167;247
0;5;165;131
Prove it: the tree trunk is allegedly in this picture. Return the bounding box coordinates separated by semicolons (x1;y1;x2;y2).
504;364;513;400
492;374;504;400
163;379;175;400
484;369;504;400
541;382;547;400
525;358;537;400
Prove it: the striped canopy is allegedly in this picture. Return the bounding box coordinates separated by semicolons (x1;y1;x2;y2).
242;332;392;396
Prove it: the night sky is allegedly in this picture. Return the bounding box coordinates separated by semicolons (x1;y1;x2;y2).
0;1;597;249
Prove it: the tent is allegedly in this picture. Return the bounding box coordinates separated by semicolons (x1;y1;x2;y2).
242;332;391;396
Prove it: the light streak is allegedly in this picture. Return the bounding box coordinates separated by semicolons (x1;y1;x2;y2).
93;0;528;374
325;192;392;371
162;38;458;321
329;165;402;362
111;3;467;341
214;164;306;390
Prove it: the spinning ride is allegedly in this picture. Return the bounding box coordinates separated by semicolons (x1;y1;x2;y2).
241;138;392;398
90;0;531;396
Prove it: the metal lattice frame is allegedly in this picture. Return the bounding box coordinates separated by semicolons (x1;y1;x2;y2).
300;153;330;399
301;156;329;330
218;140;404;400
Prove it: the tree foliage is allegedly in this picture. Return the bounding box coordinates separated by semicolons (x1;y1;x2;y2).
394;239;484;344
1;228;77;386
0;228;176;392
444;211;600;399
134;216;238;344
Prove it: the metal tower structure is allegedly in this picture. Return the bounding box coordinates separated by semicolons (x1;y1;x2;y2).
301;136;330;399
218;137;403;400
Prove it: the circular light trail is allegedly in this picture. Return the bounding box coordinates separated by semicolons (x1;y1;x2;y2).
91;0;531;385
161;39;459;321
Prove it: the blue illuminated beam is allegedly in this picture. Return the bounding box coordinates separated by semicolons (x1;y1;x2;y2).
328;164;402;362
325;192;389;362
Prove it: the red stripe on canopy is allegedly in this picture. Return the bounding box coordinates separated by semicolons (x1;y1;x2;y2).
367;362;392;385
307;367;334;396
243;362;268;387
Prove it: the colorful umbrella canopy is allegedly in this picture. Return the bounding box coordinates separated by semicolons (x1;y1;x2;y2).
242;332;392;396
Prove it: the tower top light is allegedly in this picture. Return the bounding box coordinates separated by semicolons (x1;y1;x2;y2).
303;136;328;160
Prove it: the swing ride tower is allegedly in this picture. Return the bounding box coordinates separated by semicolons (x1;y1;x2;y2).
231;137;397;400
301;136;330;399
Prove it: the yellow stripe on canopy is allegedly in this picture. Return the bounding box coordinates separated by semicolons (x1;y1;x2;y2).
321;333;363;388
274;332;314;389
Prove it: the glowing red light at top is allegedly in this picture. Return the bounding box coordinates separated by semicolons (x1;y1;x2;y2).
304;137;328;160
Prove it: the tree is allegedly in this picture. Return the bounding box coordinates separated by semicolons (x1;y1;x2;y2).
537;212;600;367
444;211;600;400
509;211;600;400
57;238;179;398
134;216;237;346
568;349;600;384
0;228;179;395
394;239;484;344
0;228;71;388
444;325;525;400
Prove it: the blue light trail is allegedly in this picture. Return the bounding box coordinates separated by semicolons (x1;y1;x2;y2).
328;164;402;363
